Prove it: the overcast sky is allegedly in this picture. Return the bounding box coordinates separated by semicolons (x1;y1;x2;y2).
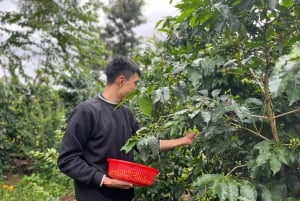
0;0;180;38
134;0;180;38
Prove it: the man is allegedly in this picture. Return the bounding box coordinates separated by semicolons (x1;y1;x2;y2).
57;56;197;201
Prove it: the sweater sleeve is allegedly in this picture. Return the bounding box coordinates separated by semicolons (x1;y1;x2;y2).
57;105;104;186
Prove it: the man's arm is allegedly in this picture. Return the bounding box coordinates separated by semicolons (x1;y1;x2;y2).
159;133;197;152
57;107;104;187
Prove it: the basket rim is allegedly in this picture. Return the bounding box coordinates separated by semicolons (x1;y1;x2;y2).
107;158;160;174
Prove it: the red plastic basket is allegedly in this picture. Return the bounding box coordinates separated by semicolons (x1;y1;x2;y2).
107;158;160;187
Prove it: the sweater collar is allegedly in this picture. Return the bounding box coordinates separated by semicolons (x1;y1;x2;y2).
98;94;119;105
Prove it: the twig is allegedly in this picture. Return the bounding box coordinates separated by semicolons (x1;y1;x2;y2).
226;164;247;176
231;122;270;141
250;114;268;119
275;108;300;119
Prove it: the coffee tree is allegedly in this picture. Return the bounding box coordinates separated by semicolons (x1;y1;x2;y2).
125;0;300;200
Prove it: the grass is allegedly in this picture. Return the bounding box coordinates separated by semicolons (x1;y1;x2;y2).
0;173;74;201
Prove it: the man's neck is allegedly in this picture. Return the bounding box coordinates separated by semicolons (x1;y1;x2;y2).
102;87;122;104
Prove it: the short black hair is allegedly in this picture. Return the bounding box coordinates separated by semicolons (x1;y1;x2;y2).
105;56;141;85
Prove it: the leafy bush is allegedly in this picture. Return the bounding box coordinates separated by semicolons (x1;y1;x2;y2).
0;174;72;201
129;1;300;200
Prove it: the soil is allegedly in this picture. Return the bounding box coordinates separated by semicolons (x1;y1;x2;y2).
2;172;21;185
60;195;76;201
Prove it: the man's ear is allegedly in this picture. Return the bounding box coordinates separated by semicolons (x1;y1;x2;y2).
118;75;126;87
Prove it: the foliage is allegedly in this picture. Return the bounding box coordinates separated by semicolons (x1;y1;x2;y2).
0;174;72;201
269;43;300;105
0;0;107;177
0;0;300;200
126;0;300;200
0;78;65;176
122;127;160;161
193;174;257;201
100;0;146;57
0;0;108;84
0;0;106;199
0;0;107;200
0;88;72;199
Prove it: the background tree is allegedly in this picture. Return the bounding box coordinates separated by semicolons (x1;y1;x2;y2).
0;0;108;85
100;0;146;57
0;0;108;179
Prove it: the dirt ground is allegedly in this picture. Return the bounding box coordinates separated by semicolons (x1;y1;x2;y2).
60;195;76;201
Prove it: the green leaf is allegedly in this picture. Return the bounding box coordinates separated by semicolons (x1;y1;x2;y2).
189;109;201;119
187;66;202;88
256;153;270;167
121;138;137;154
270;183;288;201
212;180;239;201
270;43;300;103
254;141;273;153
202;57;217;77
270;154;281;174
281;0;294;9
201;111;211;124
190;15;198;29
116;90;139;108
175;0;203;11
269;74;282;97
239;182;257;201
286;69;300;105
176;9;195;23
139;147;147;161
245;98;263;105
261;188;273;201
217;183;229;201
153;87;170;104
227;182;239;201
174;109;189;115
211;89;221;98
136;95;152;117
211;107;225;122
211;179;224;198
274;146;290;165
137;135;159;161
153;88;161;103
162;87;170;103
193;174;222;187
155;19;164;29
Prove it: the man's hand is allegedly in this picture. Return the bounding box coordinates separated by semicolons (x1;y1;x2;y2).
181;132;197;145
103;176;134;189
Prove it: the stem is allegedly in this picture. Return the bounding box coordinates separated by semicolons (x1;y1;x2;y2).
226;164;247;177
275;108;300;119
262;2;279;142
231;123;270;141
250;114;268;119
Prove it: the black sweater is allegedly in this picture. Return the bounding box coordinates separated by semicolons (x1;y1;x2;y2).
57;96;139;201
